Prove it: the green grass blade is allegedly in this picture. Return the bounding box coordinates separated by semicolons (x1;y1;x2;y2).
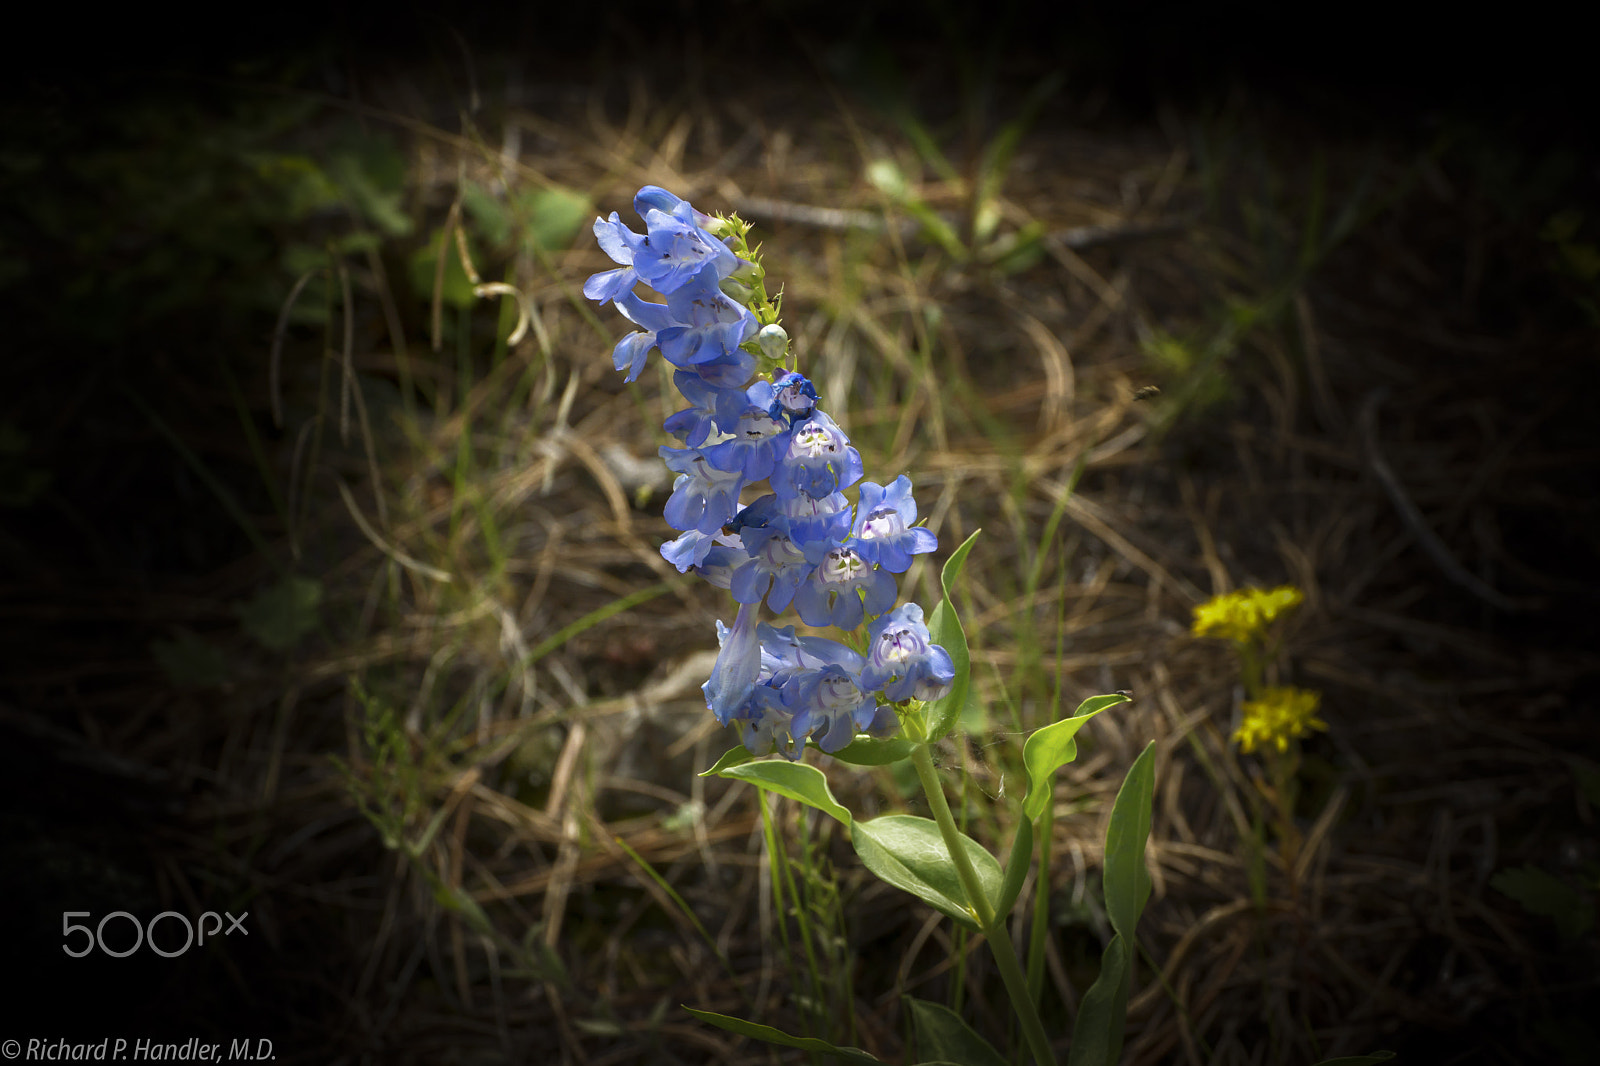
684;1007;880;1064
523;580;677;665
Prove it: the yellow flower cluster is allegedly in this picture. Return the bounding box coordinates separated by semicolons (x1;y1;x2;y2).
1233;686;1326;754
1191;585;1304;643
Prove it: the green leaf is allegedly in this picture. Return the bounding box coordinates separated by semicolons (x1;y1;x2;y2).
1068;741;1157;1066
852;814;1001;931
1309;1053;1396;1066
719;760;852;827
519;185;592;253
1491;864;1596;941
699;746;755;777
905;997;1008;1066
462;181;514;249
1068;935;1131;1066
684;1006;880;1063
150;627;229;689
995;814;1034;920
409;225;478;310
925;529;981;742
829;735;917;766
1022;693;1132;821
1103;741;1157;941
234;576;322;652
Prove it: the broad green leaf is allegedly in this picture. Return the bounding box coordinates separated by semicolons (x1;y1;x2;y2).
1104;741;1157;941
829;735;917;766
699;746;755;776
683;1007;879;1063
1491;864;1596;941
905;997;1008;1066
234;576;321;652
852;814;1001;931
925;529;981;742
520;185;593;252
1309;1054;1396;1066
995;814;1034;920
1022;693;1131;821
1068;741;1156;1066
719;761;852;827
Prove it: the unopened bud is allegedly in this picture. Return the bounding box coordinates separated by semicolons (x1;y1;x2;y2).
719;277;753;303
757;324;789;361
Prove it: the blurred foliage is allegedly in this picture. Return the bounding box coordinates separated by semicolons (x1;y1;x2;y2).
1;80;409;343
150;627;231;689
233;574;323;652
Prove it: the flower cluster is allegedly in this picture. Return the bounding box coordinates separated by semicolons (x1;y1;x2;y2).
586;186;953;758
1191;585;1304;644
1233;686;1326;754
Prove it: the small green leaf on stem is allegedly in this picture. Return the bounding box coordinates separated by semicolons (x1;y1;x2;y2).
926;529;981;742
699;746;755;776
1021;693;1131;821
829;735;918;766
719;760;852;827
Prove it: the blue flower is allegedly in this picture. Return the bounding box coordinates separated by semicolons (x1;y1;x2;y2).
656;272;758;371
704;601;762;725
660;528;744;587
739;682;800;759
747;371;818;425
582;212;648;306
784;663;878;753
585;187;744;305
861;603;956;703
664;371;752;446
630;188;742;292
660;447;744;533
774;410;864;501
793;544;897;631
700;407;790;481
604;291;674;382
729;511;814;614
778;490;856;549
851;476;940;573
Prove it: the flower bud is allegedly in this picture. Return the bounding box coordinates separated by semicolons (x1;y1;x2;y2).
757;323;789;362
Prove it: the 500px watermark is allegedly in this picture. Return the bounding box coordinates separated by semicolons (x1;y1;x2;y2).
1;1037;274;1061
61;911;248;958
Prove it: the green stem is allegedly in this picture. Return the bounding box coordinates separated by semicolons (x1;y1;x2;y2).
911;745;1057;1066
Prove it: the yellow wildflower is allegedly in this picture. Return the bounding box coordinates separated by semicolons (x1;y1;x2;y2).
1191;585;1304;643
1233;686;1326;754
